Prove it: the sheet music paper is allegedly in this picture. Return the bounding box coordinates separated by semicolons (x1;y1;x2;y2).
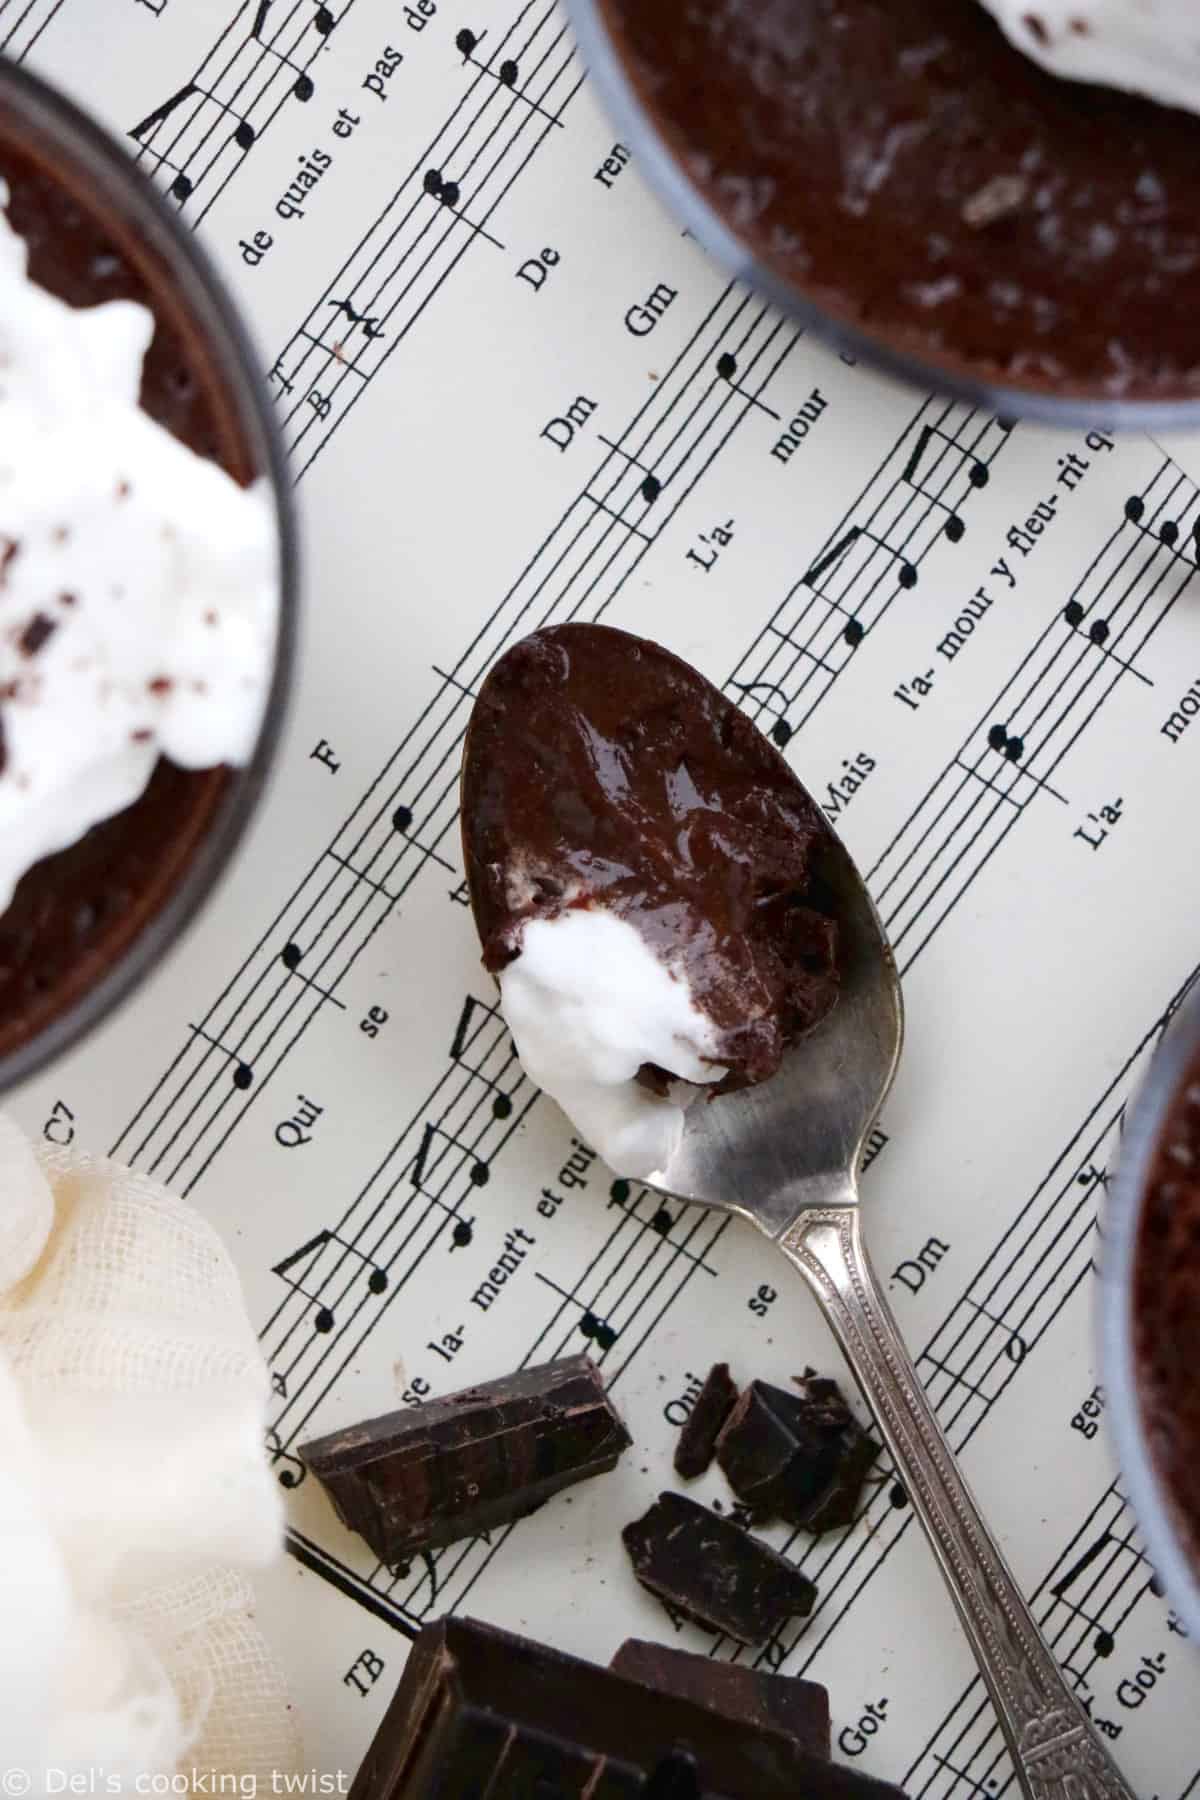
6;0;1200;1789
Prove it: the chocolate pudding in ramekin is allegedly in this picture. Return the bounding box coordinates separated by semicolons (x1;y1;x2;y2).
570;0;1200;427
0;60;296;1089
1105;982;1200;1641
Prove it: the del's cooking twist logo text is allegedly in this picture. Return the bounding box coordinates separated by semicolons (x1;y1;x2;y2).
0;1772;350;1796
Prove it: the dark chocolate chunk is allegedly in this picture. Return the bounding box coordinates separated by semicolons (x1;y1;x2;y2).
300;1354;630;1563
791;1370;881;1533
673;1362;738;1479
350;1616;907;1799
715;1380;839;1524
611;1638;831;1758
622;1490;816;1644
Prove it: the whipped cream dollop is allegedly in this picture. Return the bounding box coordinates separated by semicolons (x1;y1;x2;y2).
979;1;1200;116
0;195;278;912
498;906;726;1179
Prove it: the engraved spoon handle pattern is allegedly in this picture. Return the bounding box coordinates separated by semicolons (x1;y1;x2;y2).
779;1205;1135;1800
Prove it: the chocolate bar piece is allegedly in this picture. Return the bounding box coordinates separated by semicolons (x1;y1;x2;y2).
350;1616;908;1799
621;1490;817;1643
792;1371;882;1533
300;1354;630;1563
610;1637;831;1758
673;1362;738;1480
715;1380;839;1523
713;1374;880;1532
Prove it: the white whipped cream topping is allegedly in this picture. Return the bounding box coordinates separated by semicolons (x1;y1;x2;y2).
979;1;1200;116
498;906;726;1179
0;196;278;912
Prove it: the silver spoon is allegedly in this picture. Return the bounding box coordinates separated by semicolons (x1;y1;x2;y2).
647;826;1132;1800
462;628;1132;1800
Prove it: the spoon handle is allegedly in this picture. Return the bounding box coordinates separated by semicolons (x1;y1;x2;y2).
779;1204;1135;1800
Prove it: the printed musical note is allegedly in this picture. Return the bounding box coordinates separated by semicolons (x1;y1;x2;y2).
963;1295;1027;1364
252;0;316;99
411;1120;490;1190
714;351;781;420
391;802;456;871
421;169;505;248
189;1020;254;1088
278;941;347;1009
271;1229;389;1333
1051;1533;1119;1656
265;1427;307;1489
535;1271;618;1349
449;995;515;1118
454;26;564;123
130;81;256;160
805;525;917;591
597;434;663;504
903;420;989;495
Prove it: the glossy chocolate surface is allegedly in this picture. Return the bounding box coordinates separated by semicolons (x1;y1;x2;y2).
462;622;839;1091
597;0;1200;402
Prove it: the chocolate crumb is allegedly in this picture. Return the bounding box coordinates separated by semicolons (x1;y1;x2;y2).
50;525;69;545
131;729;154;743
59;591;77;608
1022;12;1049;45
115;479;131;499
204;609;219;626
147;676;173;697
18;613;58;657
1069;15;1090;32
0;537;19;580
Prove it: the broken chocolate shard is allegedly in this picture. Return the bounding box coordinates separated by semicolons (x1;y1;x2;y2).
611;1637;831;1759
350;1616;907;1799
673;1361;738;1479
622;1490;817;1644
715;1379;839;1524
791;1370;881;1533
300;1353;630;1564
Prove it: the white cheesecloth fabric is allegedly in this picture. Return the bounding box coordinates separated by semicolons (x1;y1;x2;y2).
0;1116;301;1789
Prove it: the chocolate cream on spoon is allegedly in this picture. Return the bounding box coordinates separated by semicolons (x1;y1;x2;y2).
461;624;840;1177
